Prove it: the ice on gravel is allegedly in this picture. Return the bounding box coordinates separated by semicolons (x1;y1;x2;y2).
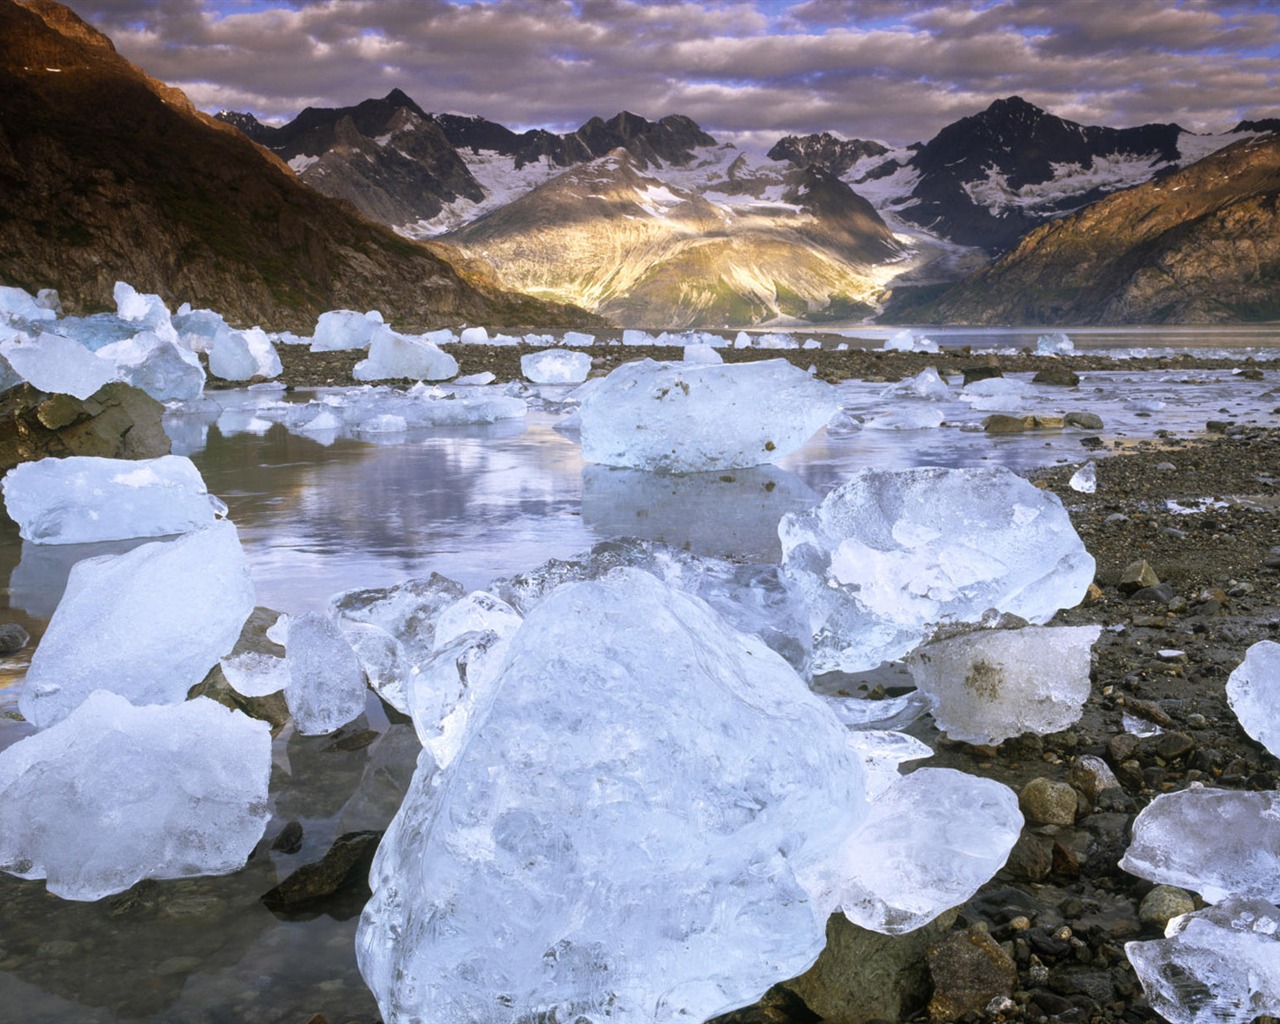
3;455;220;544
19;521;256;729
779;466;1095;674
284;611;369;735
1069;461;1097;494
578;358;839;472
1225;640;1280;758
520;349;591;384
311;309;384;351
906;624;1101;744
208;326;282;381
353;325;459;382
357;569;870;1024
1125;898;1280;1024
1;332;115;399
0;690;271;900
1119;788;1280;905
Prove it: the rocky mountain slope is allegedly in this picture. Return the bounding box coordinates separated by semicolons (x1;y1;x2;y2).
0;0;591;330
443;151;904;327
916;134;1280;324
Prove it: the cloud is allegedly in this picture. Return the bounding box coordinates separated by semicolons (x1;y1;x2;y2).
62;0;1280;144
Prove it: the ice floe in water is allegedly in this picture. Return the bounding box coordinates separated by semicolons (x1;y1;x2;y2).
779;466;1095;674
1225;640;1280;758
0;690;270;900
906;624;1101;744
357;569;871;1024
520;348;591;384
578;358;839;472
3;454;220;544
1125;898;1280;1024
353;325;458;381
1119;788;1280;905
19;521;256;729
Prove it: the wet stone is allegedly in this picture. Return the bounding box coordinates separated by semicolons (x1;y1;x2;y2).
1130;583;1176;605
271;820;304;854
0;623;29;655
926;927;1018;1022
1003;832;1055;882
260;830;383;914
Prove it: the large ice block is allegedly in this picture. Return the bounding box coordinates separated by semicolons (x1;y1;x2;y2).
311;309;384;351
779;466;1096;674
284;611;368;735
19;521;256;728
578;358;839;472
1;332;116;400
906;624;1101;744
3;454;219;544
521;349;591;384
98;331;205;401
1119;788;1280;904
0;690;271;900
208;326;282;381
1225;640;1280;758
357;569;869;1024
1125;899;1280;1024
353;325;458;381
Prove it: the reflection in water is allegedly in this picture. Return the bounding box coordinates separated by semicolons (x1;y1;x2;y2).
581;464;818;562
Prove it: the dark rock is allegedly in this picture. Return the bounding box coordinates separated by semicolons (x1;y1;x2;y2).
785;910;956;1023
1003;832;1055;882
926;926;1018;1021
0;382;169;472
963;366;1004;385
709;983;823;1024
1149;730;1196;761
1129;582;1176;604
1033;365;1080;386
1107;734;1141;765
271;821;304;854
0;622;30;655
187;606;290;729
1068;755;1121;803
260;830;383;914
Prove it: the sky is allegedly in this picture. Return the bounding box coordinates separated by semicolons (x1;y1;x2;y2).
63;0;1280;148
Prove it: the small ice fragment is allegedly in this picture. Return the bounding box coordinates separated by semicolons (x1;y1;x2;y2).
1119;788;1280;905
520;349;591;384
455;371;495;386
340;622;411;713
882;329;939;353
1122;712;1162;737
284;612;368;735
1125;898;1280;1024
266;613;290;646
0;284;57;322
579;358;839;472
1225;640;1280;758
822;692;930;732
0;691;271;900
355;413;408;434
863;406;944;430
882;367;950;401
561;331;595;347
311;309;383;351
220;651;289;697
353;325;458;382
20;521;256;729
3;455;218;544
1069;461;1097;493
682;343;722;364
906;625;1101;744
1036;332;1074;355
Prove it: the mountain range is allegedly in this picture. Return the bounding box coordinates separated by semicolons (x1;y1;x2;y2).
218;88;1279;326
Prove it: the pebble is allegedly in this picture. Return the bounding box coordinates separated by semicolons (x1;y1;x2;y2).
1019;778;1078;826
1138;886;1196;930
1118;559;1160;594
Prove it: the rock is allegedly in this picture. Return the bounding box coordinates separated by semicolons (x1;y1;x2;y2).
1130;582;1176;604
1033;365;1080;386
1068;754;1122;804
1003;832;1055;882
963;366;1003;385
1019;777;1078;826
926;926;1018;1022
1144;730;1196;761
785;910;957;1024
271;820;304;854
187;608;292;730
1139;885;1197;930
260;830;383;913
1119;559;1160;594
1107;733;1141;765
0;382;169;472
1065;411;1104;430
0;622;29;655
982;413;1066;433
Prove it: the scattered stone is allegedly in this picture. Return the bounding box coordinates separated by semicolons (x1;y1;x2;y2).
982;413;1066;433
1003;832;1055;882
271;820;304;855
962;366;1003;385
1119;559;1161;594
1138;886;1197;930
0;623;29;655
927;926;1018;1022
1068;755;1121;804
1130;582;1176;604
260;830;383;912
1019;777;1078;827
1032;365;1079;386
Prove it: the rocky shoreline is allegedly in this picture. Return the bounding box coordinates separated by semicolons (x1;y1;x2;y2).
257;342;1279;1024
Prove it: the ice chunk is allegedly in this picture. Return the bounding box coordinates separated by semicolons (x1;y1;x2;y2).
98;331;205;401
1119;788;1280;904
823;692;930;732
520;349;591;384
1125;898;1280;1024
20;521;255;728
329;573;466;664
433;591;523;649
171;307;229;353
882;329;939;353
682;343;723;364
845;729;933;798
357;569;869;1024
906;624;1101;744
959;376;1035;412
354;412;407;434
208;326;282;381
340;622;412;713
1069;460;1097;493
113;282;176;342
459;326;489;345
409;628;513;769
834;768;1022;933
353;325;458;382
311;309;383;351
0;690;270;900
779;467;1096;674
882;367;951;401
863;406;944;430
579;358;839;472
220;651;288;697
455;371;495;386
0;284;57;322
1;333;115;399
1225;640;1280;758
622;329;653;345
3;454;219;544
1036;332;1074;355
284;611;368;735
562;331;595;347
